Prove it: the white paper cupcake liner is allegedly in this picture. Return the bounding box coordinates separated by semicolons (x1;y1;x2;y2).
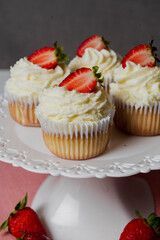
112;96;160;114
36;109;115;140
112;95;160;136
5;89;40;126
37;109;115;159
5;89;39;108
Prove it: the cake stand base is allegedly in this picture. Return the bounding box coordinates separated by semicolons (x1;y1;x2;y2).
32;175;154;240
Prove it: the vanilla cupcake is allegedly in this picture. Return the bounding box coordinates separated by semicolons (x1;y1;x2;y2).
5;43;70;126
69;35;121;92
35;67;115;160
110;61;160;136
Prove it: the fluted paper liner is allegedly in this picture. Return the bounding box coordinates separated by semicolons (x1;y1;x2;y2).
6;91;40;127
112;96;160;136
36;110;115;160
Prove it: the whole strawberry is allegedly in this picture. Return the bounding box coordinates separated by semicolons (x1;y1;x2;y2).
17;232;52;240
119;211;160;240
0;194;47;238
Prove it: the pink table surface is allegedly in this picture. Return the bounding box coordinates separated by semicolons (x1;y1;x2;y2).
0;161;160;240
0;162;49;239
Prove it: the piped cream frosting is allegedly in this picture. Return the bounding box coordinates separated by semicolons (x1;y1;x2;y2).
69;48;121;78
35;86;115;123
5;57;70;99
110;61;160;107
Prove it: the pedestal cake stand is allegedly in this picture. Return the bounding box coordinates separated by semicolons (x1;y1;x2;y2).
0;94;160;240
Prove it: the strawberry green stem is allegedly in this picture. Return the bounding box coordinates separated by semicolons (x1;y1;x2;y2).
54;41;69;64
0;193;28;231
16;231;26;240
149;39;160;65
92;66;104;87
102;37;110;49
136;210;160;237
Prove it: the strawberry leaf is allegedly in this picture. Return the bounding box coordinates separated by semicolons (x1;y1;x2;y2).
0;218;9;230
135;210;144;220
150;217;160;229
16;231;26;240
146;212;160;230
0;193;28;231
136;210;160;236
15;201;21;211
149;40;160;65
92;65;99;72
147;213;157;225
21;193;28;209
14;193;27;212
92;65;104;87
54;41;69;64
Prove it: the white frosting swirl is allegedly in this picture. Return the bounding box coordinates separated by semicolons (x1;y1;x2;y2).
110;61;160;106
5;57;70;99
35;86;114;123
68;48;121;78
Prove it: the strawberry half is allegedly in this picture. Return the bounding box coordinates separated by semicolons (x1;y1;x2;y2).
59;66;104;93
77;35;110;57
121;40;159;68
0;194;47;238
119;210;160;240
28;41;69;69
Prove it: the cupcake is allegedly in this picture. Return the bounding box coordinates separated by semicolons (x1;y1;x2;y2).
5;42;70;126
35;66;115;160
110;43;160;136
68;35;121;92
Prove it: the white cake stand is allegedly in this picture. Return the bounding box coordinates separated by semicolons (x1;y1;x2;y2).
0;94;159;239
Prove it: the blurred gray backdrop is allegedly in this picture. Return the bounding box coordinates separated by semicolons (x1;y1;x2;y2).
0;0;160;68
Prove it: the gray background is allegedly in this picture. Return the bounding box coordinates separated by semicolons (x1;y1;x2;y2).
0;0;160;68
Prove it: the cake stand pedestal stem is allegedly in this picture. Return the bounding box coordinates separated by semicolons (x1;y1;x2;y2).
32;175;154;240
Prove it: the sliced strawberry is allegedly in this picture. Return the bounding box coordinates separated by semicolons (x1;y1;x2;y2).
28;42;68;69
77;35;110;57
59;66;104;93
121;41;160;68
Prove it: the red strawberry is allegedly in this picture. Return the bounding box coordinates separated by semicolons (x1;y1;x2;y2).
119;211;160;240
28;41;68;69
18;232;51;240
0;194;47;238
121;40;159;68
77;35;110;57
59;66;104;93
